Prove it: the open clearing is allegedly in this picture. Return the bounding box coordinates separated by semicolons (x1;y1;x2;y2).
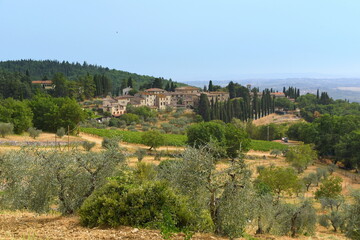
252;113;302;126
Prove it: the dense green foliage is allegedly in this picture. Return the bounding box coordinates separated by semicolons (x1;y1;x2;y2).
79;174;194;230
28;94;86;132
0;98;33;134
0;60;184;98
287;114;360;169
186;121;250;158
197;82;283;123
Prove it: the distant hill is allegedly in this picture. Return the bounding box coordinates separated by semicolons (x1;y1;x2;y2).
0;59;185;93
186;78;360;102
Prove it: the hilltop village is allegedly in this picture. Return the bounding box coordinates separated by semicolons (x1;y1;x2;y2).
101;86;287;117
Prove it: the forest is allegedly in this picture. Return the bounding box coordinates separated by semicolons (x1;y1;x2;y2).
0;60;183;99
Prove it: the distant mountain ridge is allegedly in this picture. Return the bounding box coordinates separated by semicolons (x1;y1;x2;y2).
185;78;360;102
0;59;185;92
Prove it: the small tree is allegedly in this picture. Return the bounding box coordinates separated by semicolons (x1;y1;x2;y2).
302;173;318;191
256;166;302;201
102;137;120;150
285;144;317;173
270;149;283;158
345;190;360;239
28;127;42;139
315;176;342;200
135;148;146;162
82;141;96;151
287;200;317;238
0;122;13;138
56;127;66;138
319;196;345;232
141;130;165;150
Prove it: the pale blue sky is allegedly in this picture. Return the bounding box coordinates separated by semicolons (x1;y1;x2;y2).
1;0;360;82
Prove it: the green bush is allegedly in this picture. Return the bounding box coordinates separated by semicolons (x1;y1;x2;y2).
0;122;14;137
56;127;66;138
82;141;96;151
78;179;195;230
28;127;42;139
135;148;147;162
102;137;120;149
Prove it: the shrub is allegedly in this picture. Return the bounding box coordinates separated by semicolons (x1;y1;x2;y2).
0;122;14;137
78;179;195;230
56;127;66;138
109;118;126;128
135;148;147;162
119;113;140;125
102;137;120;149
82;141;96;151
28;127;42;139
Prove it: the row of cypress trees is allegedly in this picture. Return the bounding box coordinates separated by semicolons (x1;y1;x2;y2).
198;87;277;123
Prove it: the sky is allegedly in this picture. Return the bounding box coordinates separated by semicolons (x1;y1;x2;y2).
1;0;360;82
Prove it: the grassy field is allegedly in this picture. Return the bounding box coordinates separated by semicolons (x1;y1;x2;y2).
250;139;288;151
80;128;288;151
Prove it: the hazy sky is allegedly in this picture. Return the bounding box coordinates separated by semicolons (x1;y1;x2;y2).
1;0;360;82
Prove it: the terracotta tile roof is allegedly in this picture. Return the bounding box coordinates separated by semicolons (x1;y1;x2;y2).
144;88;165;92
115;95;134;99
175;86;199;90
32;80;53;84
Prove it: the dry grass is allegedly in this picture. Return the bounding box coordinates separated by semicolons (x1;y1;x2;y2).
252;113;303;126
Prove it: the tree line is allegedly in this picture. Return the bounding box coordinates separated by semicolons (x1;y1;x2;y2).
0;94;86;134
0;59;184;98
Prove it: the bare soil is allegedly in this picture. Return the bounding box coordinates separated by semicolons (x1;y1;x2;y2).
0;211;225;240
252;113;302;126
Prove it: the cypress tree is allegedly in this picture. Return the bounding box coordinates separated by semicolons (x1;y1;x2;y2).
198;94;211;121
208;80;213;92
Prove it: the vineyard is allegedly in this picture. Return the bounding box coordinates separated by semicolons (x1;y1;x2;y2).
80;127;288;151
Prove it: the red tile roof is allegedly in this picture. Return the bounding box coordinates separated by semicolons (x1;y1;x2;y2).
32;80;53;84
144;88;165;92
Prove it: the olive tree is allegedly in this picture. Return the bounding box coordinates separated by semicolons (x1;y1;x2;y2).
285;144;317;173
345;190;360;239
157;146;253;238
0;122;13;138
256;166;303;201
28;127;42;139
141;130;165;150
319;196;345;232
0;148;126;215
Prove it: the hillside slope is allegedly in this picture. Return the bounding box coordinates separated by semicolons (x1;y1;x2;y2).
0;59;185;92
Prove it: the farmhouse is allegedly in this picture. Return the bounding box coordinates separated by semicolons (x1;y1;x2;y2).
101;86;230;116
31;80;54;90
